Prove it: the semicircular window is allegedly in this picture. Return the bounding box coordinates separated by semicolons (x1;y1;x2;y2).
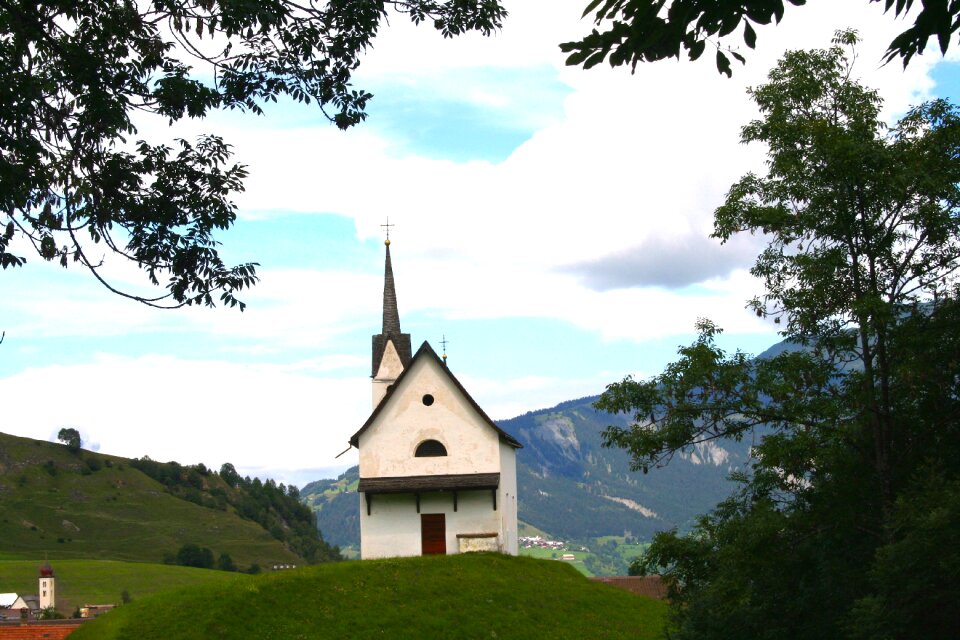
415;439;448;457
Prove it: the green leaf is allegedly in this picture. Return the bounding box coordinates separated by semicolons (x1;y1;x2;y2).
688;39;707;61
716;50;732;77
744;21;757;49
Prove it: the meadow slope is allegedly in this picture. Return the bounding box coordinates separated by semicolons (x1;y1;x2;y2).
0;432;302;568
72;554;667;640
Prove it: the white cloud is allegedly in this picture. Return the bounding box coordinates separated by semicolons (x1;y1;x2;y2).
2;0;950;476
1;356;368;472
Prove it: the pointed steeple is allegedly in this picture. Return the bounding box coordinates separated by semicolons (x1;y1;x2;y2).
382;241;401;336
372;238;411;378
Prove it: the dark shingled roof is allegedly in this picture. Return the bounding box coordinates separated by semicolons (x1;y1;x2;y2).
358;472;500;494
350;341;523;449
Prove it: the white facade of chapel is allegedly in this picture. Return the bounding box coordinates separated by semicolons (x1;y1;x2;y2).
348;239;520;559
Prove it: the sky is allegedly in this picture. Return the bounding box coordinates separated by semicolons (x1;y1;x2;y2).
3;0;960;487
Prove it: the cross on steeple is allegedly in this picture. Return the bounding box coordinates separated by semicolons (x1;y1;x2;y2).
381;217;395;245
441;334;449;365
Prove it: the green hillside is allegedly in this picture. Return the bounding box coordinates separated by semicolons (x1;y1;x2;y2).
71;554;667;640
0;559;244;614
0;432;332;569
302;467;360;549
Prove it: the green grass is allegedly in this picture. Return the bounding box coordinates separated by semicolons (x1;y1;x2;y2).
71;554;666;640
517;520;552;538
519;547;593;576
0;560;245;614
0;432;300;567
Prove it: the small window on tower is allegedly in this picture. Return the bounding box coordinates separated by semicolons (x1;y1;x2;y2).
422;394;434;406
415;439;447;457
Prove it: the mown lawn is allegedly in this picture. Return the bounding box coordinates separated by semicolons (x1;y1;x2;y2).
72;554;666;640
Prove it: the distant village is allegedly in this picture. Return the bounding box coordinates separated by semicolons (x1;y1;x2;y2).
0;562;113;622
519;536;590;561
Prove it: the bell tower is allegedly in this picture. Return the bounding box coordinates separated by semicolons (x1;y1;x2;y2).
38;561;55;610
371;232;411;408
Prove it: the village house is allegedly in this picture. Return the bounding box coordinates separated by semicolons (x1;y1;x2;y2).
0;562;55;620
348;236;522;559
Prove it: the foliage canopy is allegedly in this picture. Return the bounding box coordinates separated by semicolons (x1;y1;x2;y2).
562;0;960;76
0;0;506;308
4;0;955;309
597;32;960;639
57;427;81;452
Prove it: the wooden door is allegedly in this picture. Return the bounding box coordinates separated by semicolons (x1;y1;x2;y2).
421;513;446;555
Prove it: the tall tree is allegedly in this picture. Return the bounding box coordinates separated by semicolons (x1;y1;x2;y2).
0;0;506;308
562;0;960;76
596;32;960;638
57;426;81;451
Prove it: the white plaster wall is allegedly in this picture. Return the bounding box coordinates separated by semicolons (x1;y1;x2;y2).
360;490;504;559
498;441;519;556
360;493;423;558
360;357;500;478
39;577;54;609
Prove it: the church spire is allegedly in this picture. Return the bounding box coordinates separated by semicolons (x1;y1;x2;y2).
382;241;401;336
371;232;411;381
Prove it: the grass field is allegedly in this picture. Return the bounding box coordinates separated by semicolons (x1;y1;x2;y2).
0;560;245;615
71;554;667;640
519;535;650;577
0;432;299;568
519;547;592;576
517;521;552;538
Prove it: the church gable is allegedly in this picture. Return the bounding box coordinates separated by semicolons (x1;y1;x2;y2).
355;343;505;480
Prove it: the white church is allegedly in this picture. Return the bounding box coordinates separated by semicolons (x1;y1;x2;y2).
348;237;522;559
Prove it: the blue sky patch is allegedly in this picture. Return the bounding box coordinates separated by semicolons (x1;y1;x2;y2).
223;213;376;271
930;61;960;102
359;66;571;163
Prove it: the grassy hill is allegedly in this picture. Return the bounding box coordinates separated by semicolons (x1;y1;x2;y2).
0;432;326;570
71;554;667;640
0;559;245;615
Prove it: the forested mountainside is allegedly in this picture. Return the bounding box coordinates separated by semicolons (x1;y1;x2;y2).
0;431;339;566
505;395;751;540
302;467;360;551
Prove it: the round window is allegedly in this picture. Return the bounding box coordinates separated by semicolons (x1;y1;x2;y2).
422;394;434;406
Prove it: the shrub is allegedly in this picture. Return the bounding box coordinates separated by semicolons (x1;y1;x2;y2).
217;553;237;572
176;543;214;569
